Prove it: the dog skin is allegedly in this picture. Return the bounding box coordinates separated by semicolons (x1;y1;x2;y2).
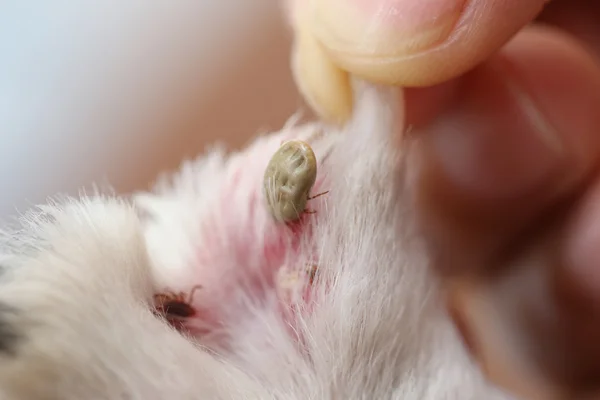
0;85;514;399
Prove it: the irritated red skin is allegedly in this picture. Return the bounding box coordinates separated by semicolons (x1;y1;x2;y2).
147;130;333;343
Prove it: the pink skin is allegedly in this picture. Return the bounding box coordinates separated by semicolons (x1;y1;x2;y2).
150;126;334;343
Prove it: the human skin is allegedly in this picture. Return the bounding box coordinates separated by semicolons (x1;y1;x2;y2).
286;0;600;396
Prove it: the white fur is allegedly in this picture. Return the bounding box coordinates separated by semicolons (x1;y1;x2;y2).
0;85;513;399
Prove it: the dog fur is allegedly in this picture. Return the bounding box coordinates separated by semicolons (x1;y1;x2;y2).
0;85;513;399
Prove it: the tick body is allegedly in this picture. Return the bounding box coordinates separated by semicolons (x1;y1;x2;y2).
264;140;324;223
153;285;202;324
307;264;318;286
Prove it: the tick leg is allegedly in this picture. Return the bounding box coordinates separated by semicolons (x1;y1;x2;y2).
186;285;203;304
303;191;329;217
161;290;177;298
154;291;175;304
308;190;329;200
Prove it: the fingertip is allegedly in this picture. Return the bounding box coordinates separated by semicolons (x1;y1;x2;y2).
291;10;354;125
311;0;549;86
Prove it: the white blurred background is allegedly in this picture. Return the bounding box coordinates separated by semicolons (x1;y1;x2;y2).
0;1;304;218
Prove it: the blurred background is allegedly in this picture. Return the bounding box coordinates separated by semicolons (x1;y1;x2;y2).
0;1;305;218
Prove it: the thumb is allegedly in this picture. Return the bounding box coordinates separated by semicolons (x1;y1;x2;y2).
309;0;550;86
288;0;550;123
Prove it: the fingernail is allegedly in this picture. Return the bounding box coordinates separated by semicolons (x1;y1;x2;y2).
311;0;467;83
292;11;354;125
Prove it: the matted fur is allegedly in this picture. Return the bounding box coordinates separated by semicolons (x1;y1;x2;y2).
0;85;512;399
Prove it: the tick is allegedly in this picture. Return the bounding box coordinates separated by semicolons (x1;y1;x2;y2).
263;140;328;223
307;264;318;285
153;285;202;322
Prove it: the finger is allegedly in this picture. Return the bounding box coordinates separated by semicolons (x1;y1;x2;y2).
289;0;549;124
446;145;600;399
308;0;549;86
291;5;354;125
408;25;600;397
410;25;600;277
536;0;600;55
405;0;600;136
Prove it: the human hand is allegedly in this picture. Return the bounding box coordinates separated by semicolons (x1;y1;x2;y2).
286;0;600;398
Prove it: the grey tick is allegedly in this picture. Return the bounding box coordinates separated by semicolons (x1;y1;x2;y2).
263;140;327;223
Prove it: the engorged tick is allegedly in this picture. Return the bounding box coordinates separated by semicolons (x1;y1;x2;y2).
153;285;202;325
263;140;328;223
